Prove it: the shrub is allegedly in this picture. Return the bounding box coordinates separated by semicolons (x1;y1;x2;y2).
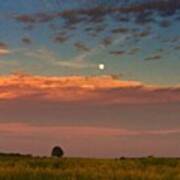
51;146;64;158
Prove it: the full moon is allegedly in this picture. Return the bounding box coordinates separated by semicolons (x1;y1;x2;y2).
98;64;105;70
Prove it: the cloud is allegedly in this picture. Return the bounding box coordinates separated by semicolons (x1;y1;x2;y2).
128;47;141;55
0;74;180;105
1;123;180;137
21;37;32;45
175;45;180;50
74;42;91;52
61;10;86;27
55;60;96;69
0;74;140;101
25;48;96;69
0;49;10;56
12;0;180;54
15;13;56;24
137;31;150;38
110;50;126;56
0;42;8;49
112;27;129;34
0;42;10;56
135;11;155;24
159;19;172;28
14;1;180;30
101;36;113;47
144;55;162;61
53;33;69;44
1;122;180;157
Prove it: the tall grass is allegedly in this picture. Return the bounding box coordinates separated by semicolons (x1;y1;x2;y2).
0;155;180;179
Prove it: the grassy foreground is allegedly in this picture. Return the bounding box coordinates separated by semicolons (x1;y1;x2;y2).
0;154;180;180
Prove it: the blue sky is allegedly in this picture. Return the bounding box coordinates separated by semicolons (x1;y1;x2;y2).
0;0;180;85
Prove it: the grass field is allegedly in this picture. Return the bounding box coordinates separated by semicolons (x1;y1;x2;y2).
0;154;180;180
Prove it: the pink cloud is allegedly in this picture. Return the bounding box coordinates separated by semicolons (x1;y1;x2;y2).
1;123;180;137
0;74;180;104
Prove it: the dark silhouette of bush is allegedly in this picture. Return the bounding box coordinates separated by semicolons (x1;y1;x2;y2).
148;155;155;159
51;146;64;158
120;156;126;160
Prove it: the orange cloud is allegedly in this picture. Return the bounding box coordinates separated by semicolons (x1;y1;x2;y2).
0;73;180;104
0;73;141;101
0;49;10;55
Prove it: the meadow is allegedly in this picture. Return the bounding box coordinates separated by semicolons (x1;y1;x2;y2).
0;154;180;180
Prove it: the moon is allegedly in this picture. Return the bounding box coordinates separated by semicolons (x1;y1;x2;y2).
98;64;105;70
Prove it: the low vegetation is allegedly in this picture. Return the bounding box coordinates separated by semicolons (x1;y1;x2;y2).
0;153;180;179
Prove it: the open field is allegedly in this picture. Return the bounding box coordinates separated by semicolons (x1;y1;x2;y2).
0;154;180;180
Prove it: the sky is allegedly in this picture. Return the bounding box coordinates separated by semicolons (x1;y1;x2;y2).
0;0;180;157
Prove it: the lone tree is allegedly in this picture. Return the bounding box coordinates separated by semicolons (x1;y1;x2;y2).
51;146;64;158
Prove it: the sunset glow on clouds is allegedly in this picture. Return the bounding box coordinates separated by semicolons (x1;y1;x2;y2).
0;0;180;157
0;74;180;104
1;123;180;137
0;123;180;157
0;74;180;157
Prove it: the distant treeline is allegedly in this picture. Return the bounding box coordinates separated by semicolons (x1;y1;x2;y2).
0;152;32;158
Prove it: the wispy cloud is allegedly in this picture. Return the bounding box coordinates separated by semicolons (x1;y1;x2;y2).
25;48;96;69
1;123;180;137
